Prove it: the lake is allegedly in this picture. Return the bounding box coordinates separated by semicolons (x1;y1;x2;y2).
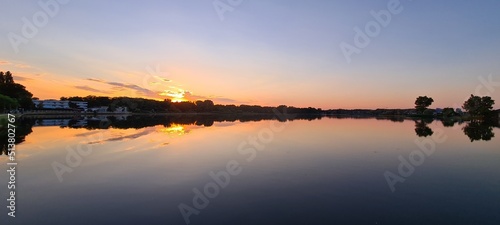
1;115;499;225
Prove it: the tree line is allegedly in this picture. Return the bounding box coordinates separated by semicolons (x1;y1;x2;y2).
414;95;496;118
60;95;323;114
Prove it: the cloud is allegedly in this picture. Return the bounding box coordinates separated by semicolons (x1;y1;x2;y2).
0;60;31;68
183;91;238;104
14;63;31;68
74;85;112;94
86;78;105;82
106;82;158;96
85;77;238;104
156;76;171;82
86;78;159;97
13;75;33;81
211;97;238;104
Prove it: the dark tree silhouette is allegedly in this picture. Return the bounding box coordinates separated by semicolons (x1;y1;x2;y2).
462;94;495;117
0;71;33;109
415;96;434;114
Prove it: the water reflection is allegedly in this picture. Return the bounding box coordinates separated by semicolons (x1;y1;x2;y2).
462;120;496;142
1;115;500;156
414;119;434;137
159;124;188;136
0;118;34;156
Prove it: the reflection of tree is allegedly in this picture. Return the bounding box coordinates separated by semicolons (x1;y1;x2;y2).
462;120;495;142
415;119;434;137
441;119;456;127
0;118;34;156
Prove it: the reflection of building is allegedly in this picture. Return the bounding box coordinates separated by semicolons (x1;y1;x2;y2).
34;119;88;127
89;106;109;113
88;106;129;113
34;119;70;126
32;99;88;110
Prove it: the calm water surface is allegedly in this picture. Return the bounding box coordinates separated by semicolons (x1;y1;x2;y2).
1;116;499;225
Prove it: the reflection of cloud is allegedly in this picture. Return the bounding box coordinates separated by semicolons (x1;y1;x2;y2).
74;130;102;137
214;122;236;127
74;85;111;94
87;129;153;144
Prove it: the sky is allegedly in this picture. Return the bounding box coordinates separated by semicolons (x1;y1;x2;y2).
1;0;499;109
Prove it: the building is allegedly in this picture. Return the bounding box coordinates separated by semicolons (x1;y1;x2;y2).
73;101;88;110
32;99;88;110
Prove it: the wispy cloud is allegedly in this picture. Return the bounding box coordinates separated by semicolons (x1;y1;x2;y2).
0;60;31;68
86;78;159;97
85;77;238;104
74;85;112;94
14;63;31;68
211;97;238;104
13;75;33;81
86;78;105;82
106;82;158;96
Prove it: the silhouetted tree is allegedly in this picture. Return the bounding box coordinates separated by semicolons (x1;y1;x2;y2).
462;94;495;117
0;71;33;109
415;96;434;114
442;107;457;117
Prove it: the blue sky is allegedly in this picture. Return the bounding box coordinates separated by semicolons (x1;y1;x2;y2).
1;0;499;109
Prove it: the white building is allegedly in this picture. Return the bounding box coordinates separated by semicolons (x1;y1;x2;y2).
73;101;88;110
33;99;88;110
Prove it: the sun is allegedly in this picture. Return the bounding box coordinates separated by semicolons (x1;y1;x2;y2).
160;89;188;102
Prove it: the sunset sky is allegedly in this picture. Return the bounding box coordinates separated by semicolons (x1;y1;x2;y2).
1;0;499;109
